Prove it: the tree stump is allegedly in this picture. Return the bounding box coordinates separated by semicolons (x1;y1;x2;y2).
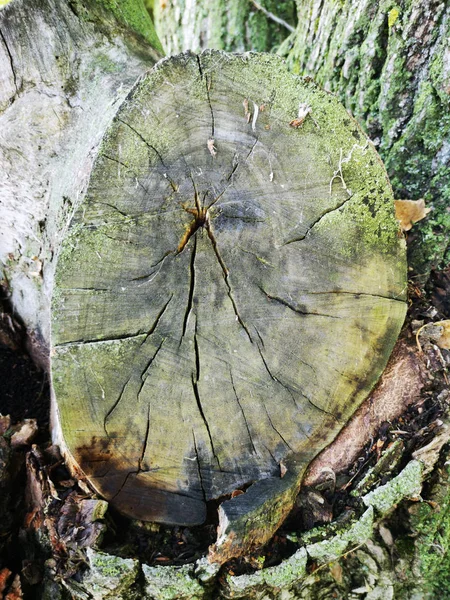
50;51;406;549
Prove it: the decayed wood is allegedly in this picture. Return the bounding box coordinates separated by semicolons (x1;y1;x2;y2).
50;50;407;535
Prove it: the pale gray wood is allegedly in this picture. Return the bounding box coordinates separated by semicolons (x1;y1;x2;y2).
51;51;407;529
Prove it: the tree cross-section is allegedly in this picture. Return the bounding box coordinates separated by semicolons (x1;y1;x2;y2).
51;51;407;531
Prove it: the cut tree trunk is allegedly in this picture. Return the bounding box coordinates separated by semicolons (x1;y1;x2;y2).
49;48;406;557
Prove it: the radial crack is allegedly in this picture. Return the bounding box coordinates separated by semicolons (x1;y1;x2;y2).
130;253;171;283
141;295;173;344
196;55;215;137
301;290;406;303
0;28;18;94
283;195;354;246
192;336;221;469
260;287;340;319
116;118;178;191
102;154;151;196
56;330;154;347
138;405;151;472
137;338;166;398
229;369;257;454
205;221;254;344
192;431;207;502
300;389;339;421
104;375;132;435
263;405;294;452
181;235;197;338
257;346;278;382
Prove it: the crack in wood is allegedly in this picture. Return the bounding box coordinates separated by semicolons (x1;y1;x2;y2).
116;117;179;191
301;290;407;303
101;154;151;196
263;405;294;452
253;325;265;348
192;326;221;469
104;375;132;436
55;330;153;347
282;194;354;246
229;369;257;455
137;338;166;396
130;253;171;283
191;376;221;470
196;55;215;137
92;199;129;217
138;404;151;473
181;235;197;337
192;430;207;503
205;221;254;344
104;337;165;435
0;27;18;95
140;295;173;344
259;286;340;319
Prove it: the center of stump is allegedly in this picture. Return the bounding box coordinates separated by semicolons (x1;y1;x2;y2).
178;193;211;253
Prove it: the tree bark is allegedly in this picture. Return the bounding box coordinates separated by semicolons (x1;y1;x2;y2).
0;0;162;365
279;0;450;282
153;0;297;55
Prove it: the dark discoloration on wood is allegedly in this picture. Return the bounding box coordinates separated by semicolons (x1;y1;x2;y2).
51;51;406;529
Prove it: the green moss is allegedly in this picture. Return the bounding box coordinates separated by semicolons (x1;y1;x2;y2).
142;563;205;599
227;547;308;595
363;460;423;514
82;549;139;598
306;507;374;563
95;0;163;52
388;7;400;28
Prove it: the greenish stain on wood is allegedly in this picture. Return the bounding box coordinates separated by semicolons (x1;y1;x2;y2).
51;51;406;538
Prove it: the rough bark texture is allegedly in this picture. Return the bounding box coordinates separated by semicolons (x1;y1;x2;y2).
0;0;162;364
279;0;450;283
154;0;296;55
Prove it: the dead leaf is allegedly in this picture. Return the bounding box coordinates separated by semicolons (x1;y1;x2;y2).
10;419;38;448
329;561;343;584
280;461;287;478
416;320;450;351
207;138;217;157
5;574;22;600
394;199;431;231
0;569;12;595
231;489;245;498
290;103;312;128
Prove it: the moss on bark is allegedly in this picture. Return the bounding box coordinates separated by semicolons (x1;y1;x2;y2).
281;0;450;282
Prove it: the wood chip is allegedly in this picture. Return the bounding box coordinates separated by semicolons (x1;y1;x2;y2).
207;138;217;156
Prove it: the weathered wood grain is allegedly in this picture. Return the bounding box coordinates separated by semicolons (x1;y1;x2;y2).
51;51;407;529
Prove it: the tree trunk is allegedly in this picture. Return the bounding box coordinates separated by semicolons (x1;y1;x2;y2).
0;0;162;365
153;0;297;55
